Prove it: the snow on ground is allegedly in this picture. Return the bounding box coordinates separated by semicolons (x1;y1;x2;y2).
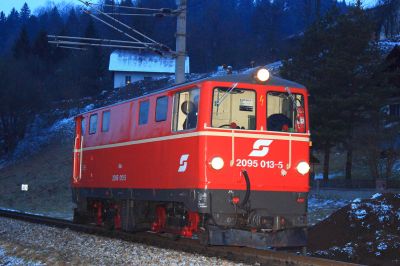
1;103;96;169
308;191;350;225
308;193;400;265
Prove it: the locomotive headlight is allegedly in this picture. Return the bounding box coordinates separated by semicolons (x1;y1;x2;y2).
296;161;310;175
210;157;224;170
255;68;270;82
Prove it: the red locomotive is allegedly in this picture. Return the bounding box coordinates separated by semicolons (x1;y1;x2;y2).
72;67;310;249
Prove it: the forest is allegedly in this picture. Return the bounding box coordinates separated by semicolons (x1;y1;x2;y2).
0;0;399;180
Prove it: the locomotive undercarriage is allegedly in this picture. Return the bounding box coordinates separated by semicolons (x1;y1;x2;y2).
72;188;308;248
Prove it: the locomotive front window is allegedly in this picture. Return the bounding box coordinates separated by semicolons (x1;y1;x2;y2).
212;88;256;130
267;92;305;133
172;88;199;131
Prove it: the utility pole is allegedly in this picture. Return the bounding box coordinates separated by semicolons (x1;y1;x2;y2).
175;0;187;84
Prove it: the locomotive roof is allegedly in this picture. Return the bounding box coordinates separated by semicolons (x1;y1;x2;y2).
78;68;306;116
203;71;306;89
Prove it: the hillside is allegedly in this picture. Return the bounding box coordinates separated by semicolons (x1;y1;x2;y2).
0;77;175;219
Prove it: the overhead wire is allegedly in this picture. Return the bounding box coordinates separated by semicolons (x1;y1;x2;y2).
49;40;146;50
79;0;159;44
91;2;161;12
49;0;175;55
48;35;153;45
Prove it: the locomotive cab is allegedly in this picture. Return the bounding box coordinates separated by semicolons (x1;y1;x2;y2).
194;68;310;248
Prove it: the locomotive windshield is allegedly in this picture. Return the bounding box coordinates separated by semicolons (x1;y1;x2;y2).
212;87;256;130
267;92;305;133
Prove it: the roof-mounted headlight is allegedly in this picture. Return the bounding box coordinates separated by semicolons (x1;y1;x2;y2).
255;68;270;82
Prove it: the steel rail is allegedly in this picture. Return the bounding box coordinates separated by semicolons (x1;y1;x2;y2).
0;208;362;266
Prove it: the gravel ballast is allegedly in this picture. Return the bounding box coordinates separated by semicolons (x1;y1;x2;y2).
0;217;246;265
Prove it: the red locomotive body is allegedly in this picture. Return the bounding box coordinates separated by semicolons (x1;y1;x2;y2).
72;68;310;249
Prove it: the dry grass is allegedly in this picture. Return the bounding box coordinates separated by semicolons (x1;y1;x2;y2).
0;138;74;218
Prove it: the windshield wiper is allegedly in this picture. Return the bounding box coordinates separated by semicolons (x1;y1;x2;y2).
216;82;238;106
285;86;297;110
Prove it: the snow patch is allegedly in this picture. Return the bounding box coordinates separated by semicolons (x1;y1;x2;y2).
377;242;388;251
0;246;42;265
371;193;382;200
354;209;367;220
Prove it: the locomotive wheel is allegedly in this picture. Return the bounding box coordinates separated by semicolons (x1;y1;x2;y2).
73;208;89;224
104;208;116;230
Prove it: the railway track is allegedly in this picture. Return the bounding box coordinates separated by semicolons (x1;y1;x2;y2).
0;209;359;266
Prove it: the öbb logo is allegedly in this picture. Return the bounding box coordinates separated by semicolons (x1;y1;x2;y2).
249;139;273;157
178;154;189;172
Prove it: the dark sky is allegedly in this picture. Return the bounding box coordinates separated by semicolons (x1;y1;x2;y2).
0;0;378;15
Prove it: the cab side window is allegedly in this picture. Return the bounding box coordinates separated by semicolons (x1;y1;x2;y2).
81;118;86;135
139;100;149;125
156;96;168;122
102;110;110;132
172;88;199;131
89;114;98;134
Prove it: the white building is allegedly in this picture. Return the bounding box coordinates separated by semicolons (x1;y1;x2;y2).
109;50;190;88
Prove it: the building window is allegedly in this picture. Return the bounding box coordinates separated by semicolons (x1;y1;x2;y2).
89;114;98;134
102;111;110;132
172;88;200;131
139;100;150;125
156;96;168;122
125;76;131;85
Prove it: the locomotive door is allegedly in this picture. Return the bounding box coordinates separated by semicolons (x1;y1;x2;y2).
73;116;84;183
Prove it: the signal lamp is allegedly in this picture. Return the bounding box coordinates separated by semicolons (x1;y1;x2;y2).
210;157;224;170
232;196;240;205
255;68;270;82
296;161;310;175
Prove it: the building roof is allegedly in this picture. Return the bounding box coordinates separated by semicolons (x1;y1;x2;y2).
109;50;190;74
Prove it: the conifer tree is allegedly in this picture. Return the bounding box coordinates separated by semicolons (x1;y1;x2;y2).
20;3;31;25
12;25;30;59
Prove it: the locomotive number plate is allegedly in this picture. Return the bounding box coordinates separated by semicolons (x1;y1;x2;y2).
235;159;283;169
112;174;127;182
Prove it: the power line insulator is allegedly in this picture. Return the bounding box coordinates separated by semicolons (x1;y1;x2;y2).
154;13;165;18
160;8;172;14
159;44;171;52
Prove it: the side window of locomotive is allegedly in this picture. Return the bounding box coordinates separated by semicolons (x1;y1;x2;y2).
89;114;98;134
172;88;200;131
81;118;86;135
102;110;110;132
267;92;305;133
155;96;168;122
139;100;150;125
212;88;256;130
